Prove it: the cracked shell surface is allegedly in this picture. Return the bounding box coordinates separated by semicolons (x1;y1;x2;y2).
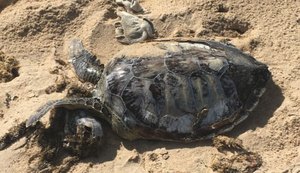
97;40;271;141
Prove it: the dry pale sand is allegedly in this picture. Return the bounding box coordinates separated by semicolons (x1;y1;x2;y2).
0;0;299;172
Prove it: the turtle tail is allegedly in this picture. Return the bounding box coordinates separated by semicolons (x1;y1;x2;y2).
26;97;103;127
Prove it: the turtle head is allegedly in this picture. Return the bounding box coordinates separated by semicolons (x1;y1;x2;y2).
61;109;103;157
69;39;104;84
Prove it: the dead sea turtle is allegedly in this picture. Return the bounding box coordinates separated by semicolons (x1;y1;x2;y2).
26;39;270;154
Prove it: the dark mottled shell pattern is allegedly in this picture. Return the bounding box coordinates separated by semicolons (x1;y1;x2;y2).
97;40;270;141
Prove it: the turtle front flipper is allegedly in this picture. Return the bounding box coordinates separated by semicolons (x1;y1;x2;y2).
26;98;104;127
115;0;144;13
69;39;104;84
115;11;155;44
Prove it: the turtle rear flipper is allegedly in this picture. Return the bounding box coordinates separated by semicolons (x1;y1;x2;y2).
26;98;104;127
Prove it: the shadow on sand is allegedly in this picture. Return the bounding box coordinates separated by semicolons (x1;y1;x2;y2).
0;0;18;12
228;79;284;137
